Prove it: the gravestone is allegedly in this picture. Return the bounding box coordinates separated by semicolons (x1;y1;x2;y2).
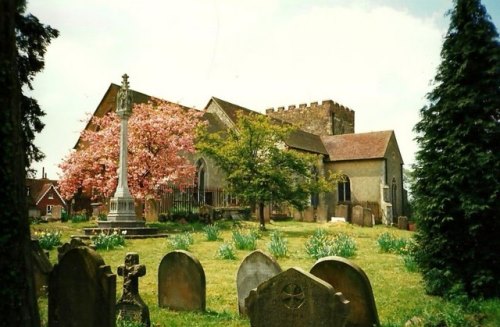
158;250;206;311
57;238;95;262
246;267;350;327
335;204;349;220
351;205;364;227
31;239;52;297
310;256;380;327
116;252;150;327
398;216;408;230
236;250;282;315
48;247;116;327
363;208;373;227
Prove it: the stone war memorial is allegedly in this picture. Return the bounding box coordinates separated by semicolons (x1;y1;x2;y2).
246;267;350;327
158;250;206;311
236;250;282;315
48;247;116;327
310;256;380;327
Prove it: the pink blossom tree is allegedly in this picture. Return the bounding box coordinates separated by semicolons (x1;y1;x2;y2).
58;99;203;200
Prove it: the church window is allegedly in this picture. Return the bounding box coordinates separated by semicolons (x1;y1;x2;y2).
196;159;207;204
338;175;351;202
391;177;397;217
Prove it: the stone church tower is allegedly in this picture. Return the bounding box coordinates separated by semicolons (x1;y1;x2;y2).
265;100;355;136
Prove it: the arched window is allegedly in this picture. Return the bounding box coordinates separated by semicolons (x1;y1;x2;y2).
337;175;351;202
310;166;319;208
391;177;397;217
196;159;207;204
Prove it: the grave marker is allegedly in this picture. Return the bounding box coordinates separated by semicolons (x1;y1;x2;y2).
116;252;150;327
310;256;380;327
246;267;350;327
48;247;116;327
352;205;364;227
158;250;206;311
236;250;282;315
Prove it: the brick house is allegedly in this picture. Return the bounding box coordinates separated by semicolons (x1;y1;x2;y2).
26;177;67;219
73;83;407;224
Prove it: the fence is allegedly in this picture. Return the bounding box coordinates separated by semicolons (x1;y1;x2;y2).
157;186;239;215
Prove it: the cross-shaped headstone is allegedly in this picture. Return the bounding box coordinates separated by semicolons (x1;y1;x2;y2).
118;252;145;301
116;252;150;326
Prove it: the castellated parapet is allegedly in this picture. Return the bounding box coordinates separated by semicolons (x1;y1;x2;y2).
265;100;355;136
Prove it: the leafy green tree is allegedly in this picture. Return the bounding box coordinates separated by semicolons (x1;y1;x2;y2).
16;2;59;173
0;2;57;325
197;112;334;229
413;0;500;298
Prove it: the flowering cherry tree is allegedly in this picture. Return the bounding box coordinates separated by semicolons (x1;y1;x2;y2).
58;99;203;200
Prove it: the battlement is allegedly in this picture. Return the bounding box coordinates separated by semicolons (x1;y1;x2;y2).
265;100;354;115
265;99;355;136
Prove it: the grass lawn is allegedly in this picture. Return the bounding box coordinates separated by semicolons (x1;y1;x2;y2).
32;219;500;326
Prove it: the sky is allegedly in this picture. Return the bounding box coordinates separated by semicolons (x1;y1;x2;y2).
28;0;500;180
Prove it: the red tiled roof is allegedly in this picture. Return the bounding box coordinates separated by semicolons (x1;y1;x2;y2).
321;131;394;161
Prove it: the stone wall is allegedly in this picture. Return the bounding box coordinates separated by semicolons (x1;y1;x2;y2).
266;100;355;136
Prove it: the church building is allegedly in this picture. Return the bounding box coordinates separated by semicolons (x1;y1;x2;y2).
76;83;406;224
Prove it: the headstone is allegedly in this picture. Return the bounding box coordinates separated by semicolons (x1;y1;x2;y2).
57;238;96;262
48;247;116;327
116;252;150;327
51;205;62;220
335;204;349;220
363;208;373;227
31;239;52;297
246;267;350;327
310;256;380;327
352;205;364;227
236;250;282;315
398;216;408;230
158;250;206;311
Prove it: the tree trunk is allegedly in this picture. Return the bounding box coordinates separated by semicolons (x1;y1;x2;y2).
258;202;266;230
0;1;40;325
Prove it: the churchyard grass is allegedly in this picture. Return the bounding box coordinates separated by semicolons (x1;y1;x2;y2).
33;220;500;326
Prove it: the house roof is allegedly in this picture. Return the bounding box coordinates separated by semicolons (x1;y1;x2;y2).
26;178;66;206
207;97;328;155
321;131;395;162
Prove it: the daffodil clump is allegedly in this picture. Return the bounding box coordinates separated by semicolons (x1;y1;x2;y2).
91;229;126;250
35;230;62;250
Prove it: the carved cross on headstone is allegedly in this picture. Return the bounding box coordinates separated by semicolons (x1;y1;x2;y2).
116;252;150;326
118;252;145;301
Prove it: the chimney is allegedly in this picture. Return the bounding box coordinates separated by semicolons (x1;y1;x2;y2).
42;167;45;179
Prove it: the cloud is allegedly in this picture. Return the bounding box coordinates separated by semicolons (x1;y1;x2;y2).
29;0;446;178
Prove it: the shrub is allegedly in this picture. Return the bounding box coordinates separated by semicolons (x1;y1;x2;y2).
35;230;62;250
169;232;194;250
305;229;356;260
268;231;288;258
203;224;220;241
217;242;236;260
71;213;88;223
91;230;126;250
232;229;257;250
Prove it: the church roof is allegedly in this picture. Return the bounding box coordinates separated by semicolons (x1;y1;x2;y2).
208;97;328;155
321;131;394;161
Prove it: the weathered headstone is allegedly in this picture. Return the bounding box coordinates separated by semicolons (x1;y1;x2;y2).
31;239;52;297
398;216;408;230
310;256;380;327
352;205;364;227
57;237;95;262
48;247;116;327
363;208;373;227
236;250;282;315
158;250;206;311
116;252;150;327
246;267;350;327
335;204;349;220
